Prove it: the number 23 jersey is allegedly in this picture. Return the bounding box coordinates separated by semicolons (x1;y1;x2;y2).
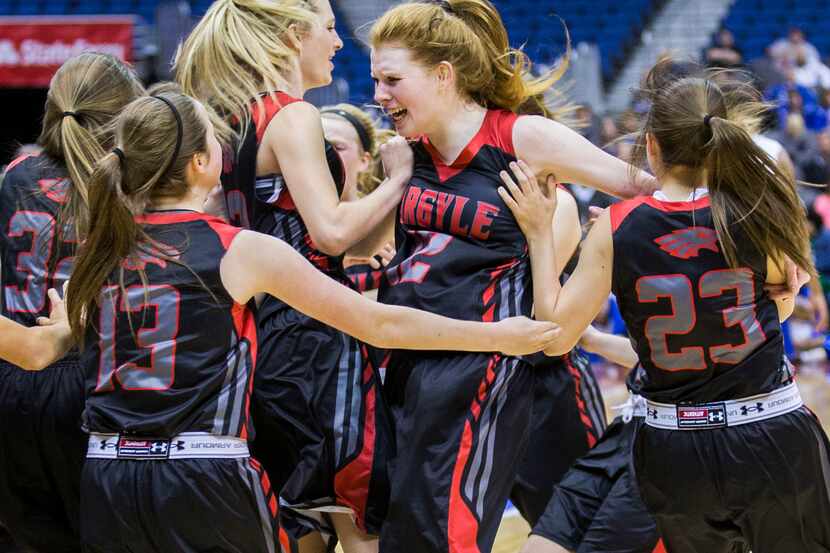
379;109;532;323
610;195;783;403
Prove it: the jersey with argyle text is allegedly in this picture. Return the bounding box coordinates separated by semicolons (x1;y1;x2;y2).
221;92;351;321
378;109;531;322
0;154;75;325
611;195;783;403
80;211;257;439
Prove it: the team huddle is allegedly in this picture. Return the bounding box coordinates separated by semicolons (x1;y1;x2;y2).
1;1;829;553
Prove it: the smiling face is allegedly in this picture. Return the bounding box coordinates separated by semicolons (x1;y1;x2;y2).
371;45;443;138
321;114;371;201
298;0;343;91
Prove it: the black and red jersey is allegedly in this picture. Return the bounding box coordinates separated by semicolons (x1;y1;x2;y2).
378;109;531;322
0;154;75;325
610;195;783;403
80;211;257;439
221;92;351;321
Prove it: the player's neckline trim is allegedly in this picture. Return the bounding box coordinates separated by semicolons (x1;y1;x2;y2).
421;108;494;168
643;195;710;212
136;210;224;225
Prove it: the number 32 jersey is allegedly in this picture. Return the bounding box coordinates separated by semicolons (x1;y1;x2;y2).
80;211;257;439
379;109;532;322
0;154;75;326
610;195;783;403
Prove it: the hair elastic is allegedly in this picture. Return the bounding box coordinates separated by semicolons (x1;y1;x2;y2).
321;108;373;152
703;114;714;128
426;0;455;15
152;95;184;177
112;147;126;164
62;111;79;119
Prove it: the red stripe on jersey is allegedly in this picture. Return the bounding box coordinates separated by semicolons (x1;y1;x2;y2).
481;258;520;322
643;195;710;213
136;211;228;225
279;526;292;553
653;539;668;553
252;92;303;144
333;345;377;532
423;109;518;183
447;354;499;553
610;197;649;233
565;353;598;448
231;301;258;440
203;217;244;250
5;153;34;173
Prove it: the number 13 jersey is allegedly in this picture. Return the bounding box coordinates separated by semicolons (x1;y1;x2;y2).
379;109;532;322
80;211;257;439
610;195;783;403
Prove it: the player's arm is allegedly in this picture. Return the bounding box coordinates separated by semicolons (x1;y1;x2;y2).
766;255;800;322
513;115;657;199
536;210;614;356
578;325;638;369
221;230;561;355
0;289;72;371
263;102;409;256
496;162;581;322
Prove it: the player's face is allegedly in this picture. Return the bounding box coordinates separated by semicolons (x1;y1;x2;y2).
298;0;343;91
371;45;441;138
322;114;370;202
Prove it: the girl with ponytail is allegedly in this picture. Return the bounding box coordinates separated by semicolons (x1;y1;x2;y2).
368;2;653;550
67;91;558;552
176;2;418;550
501;59;830;553
0;52;142;552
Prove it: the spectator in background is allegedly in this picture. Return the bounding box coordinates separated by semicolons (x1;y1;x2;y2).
705;28;743;68
771;112;821;180
792;47;830;90
802;131;830;186
767;74;827;131
749;46;785;93
770;27;821;72
575;104;602;145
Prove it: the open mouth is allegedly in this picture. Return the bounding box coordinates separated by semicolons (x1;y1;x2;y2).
387;107;408;124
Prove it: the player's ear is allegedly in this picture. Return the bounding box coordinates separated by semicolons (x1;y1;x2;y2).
435;61;455;94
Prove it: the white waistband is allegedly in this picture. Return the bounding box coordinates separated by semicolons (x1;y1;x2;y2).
612;393;648;423
644;382;803;431
87;432;250;460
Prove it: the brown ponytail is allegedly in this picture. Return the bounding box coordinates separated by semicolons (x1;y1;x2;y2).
370;0;573;120
38;52;144;240
67;93;210;344
634;59;814;276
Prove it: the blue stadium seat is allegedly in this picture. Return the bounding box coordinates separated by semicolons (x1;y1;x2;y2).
14;0;43;15
718;0;830;62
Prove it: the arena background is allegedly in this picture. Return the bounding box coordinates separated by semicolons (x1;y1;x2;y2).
1;1;830;551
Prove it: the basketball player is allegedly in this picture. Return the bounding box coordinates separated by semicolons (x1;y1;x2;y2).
0;52;143;552
176;3;409;549
320;104;397;285
500;59;830;553
368;2;656;551
66;91;559;553
509;185;607;527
